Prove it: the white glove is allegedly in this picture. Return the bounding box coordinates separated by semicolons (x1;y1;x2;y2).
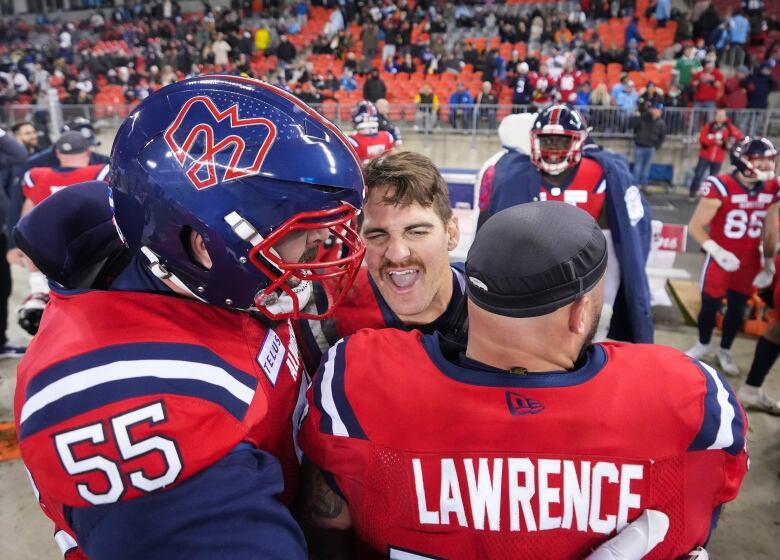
753;257;776;289
585;510;669;560
702;240;741;272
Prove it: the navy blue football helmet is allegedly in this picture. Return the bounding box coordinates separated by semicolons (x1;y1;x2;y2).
530;104;589;175
109;75;366;320
352;100;379;134
731;136;778;182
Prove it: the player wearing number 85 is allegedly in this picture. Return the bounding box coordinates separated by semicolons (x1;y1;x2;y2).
687;136;780;376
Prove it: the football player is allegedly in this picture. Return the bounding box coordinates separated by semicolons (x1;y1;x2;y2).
479;104;653;343
298;151;465;371
347;100;395;165
686;136;780;376
738;249;780;415
300;202;745;559
11;131;111;334
13;75;366;559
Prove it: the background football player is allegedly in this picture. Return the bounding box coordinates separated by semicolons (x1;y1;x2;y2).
347;100;395;165
479;104;653;343
10;131;110;335
687;136;780;377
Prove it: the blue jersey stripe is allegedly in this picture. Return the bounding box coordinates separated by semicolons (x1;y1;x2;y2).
25;342;257;400
314;337;366;439
20;375;250;439
688;360;745;455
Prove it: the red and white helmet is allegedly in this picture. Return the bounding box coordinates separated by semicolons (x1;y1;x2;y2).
731;136;778;182
352;100;380;134
530;104;589;175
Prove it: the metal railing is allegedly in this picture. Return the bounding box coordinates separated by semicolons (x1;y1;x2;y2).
1;102;778;141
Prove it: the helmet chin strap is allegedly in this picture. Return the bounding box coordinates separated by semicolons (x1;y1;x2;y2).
140;246;207;302
259;275;313;316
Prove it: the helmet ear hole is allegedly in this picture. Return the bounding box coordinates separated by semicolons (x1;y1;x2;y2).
180;226;212;271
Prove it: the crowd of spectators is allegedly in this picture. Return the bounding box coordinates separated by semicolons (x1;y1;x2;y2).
0;0;311;110
0;0;777;136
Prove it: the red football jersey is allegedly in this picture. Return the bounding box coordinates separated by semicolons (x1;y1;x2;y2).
15;288;305;543
302;330;747;559
700;173;780;259
531;73;558;104
22;164;110;205
297;265;467;372
557;71;585;103
538;157;606;220
348;131;394;164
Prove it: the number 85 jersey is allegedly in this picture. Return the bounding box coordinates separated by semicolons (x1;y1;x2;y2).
700;173;780;259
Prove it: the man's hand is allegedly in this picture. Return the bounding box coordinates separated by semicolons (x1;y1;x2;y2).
585;510;668;559
6;248;25;266
702;240;741;272
753;257;776;289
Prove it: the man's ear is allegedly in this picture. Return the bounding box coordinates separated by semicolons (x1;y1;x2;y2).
190;230;213;270
446;215;461;251
568;296;588;335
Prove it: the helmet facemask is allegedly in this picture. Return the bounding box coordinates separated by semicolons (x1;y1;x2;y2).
741;155;778;182
249;204;366;321
531;130;587;175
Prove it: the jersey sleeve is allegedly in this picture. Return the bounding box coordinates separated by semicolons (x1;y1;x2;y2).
300;336;371;501
478;164;496;212
21;169;38;204
685;359;748;544
699;175;728;200
68;445;307;560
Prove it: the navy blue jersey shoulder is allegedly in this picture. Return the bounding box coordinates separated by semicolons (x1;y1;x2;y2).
66;444;306;560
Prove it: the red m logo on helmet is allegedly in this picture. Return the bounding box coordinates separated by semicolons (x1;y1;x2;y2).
164;95;277;190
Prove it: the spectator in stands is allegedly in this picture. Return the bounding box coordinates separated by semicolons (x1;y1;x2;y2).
615;79;640;114
476;81;499;130
211;32;232;71
361;23;379;59
575;81;592;108
722;65;749;110
382;20;399;63
663;83;686;134
363;68;387;103
11;122;39;155
510;61;533;108
531;63;557;109
694;2;722;43
631;103;667;192
277;34;297;66
590;82;612;106
656;0;671;28
321;70;339;92
414;83;439;134
638;82;665;113
339;69;357;92
692;59;724;113
255;24;271;53
641;39;660;63
745;62;778;109
398;53;416;75
675;45;702;89
689;109;743;199
624;16;645;47
375;99;402;146
448;82;474;130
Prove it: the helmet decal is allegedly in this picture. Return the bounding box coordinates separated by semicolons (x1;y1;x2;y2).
164;95;277;190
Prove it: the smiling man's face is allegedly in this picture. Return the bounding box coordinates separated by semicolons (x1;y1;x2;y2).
362;185;459;324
